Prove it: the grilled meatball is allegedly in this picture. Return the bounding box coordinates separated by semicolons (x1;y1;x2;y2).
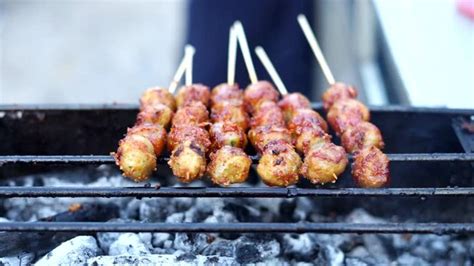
250;101;286;128
176;84;211;108
244;81;279;113
168;141;207;182
172;101;209;127
341;121;384;153
127;124;167;155
326;99;370;135
211;83;243;106
278;93;312;122
211;102;249;130
322;82;358;111
300;142;348;184
287;109;328;134
136;104;174;129
293;129;331;155
248;125;292;153
257;140;302;187
207;146;251;186
140;87;176;111
114;134;157;182
209;122;247;151
167;125;211;152
352;146;389;188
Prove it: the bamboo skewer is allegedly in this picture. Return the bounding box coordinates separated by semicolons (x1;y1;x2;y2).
297;14;336;85
169;45;194;93
227;26;238;86
254;46;288;95
233;21;258;84
185;45;196;86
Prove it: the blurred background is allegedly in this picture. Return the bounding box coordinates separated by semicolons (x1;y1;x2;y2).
0;0;472;108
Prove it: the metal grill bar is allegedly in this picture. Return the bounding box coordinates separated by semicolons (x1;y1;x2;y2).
1;187;473;198
1;153;473;165
0;222;472;234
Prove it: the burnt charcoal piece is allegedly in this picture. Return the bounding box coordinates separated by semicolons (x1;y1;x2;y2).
0;203;119;257
235;242;261;264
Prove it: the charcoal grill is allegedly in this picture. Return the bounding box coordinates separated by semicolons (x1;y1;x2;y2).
0;103;473;234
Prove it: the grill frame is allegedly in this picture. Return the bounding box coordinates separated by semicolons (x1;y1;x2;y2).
0;104;473;234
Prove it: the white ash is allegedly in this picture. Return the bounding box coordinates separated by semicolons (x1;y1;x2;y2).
34;236;100;266
1;171;474;265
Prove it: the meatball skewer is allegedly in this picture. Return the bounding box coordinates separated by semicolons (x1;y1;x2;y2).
113;46;193;181
167;47;212;182
234;21;302;187
298;14;389;188
255;46;348;185
206;26;252;186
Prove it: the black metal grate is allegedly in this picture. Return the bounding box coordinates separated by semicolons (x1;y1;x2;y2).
0;104;473;234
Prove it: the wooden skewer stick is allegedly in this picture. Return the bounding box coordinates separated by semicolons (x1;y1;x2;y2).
169;46;193;93
233;21;258;84
254;46;288;95
297;14;336;85
185;45;196;86
227;26;238;86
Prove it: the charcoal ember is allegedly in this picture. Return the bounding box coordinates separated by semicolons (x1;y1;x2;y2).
152;233;172;248
170;198;195;212
173;233;212;253
35;236;100;266
313;245;344;266
165;212;185;223
235;242;260;264
235;236;281;264
108;233;151;256
3;176;127;221
344;257;370;266
345;208;385;224
87;254;235;265
279;199;297;222
361;235;390;264
139;198;174;222
222;201;261;222
195;198;223;214
176;252;197;262
201;239;235;257
397;252;430;266
0;253;34;266
282;234;319;261
96;219;151;253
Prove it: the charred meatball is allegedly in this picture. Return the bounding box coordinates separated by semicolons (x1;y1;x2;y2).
127;124;167;155
287;109;328;134
209;122;247;151
341;121;384;153
207;146;251;186
326;99;370;135
211;102;249;130
322;82;358;111
114;134;157;182
300;142;348;184
167;125;211;153
278;93;312;122
172;101;209;127
352;146;390;188
248;125;292;153
168;141;207;182
244;81;279;113
176;84;210;108
250;101;286;128
140;87;176;111
257;141;302;187
211;83;243;106
136;104;174;129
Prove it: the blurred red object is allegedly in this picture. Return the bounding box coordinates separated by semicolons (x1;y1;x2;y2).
457;0;474;20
